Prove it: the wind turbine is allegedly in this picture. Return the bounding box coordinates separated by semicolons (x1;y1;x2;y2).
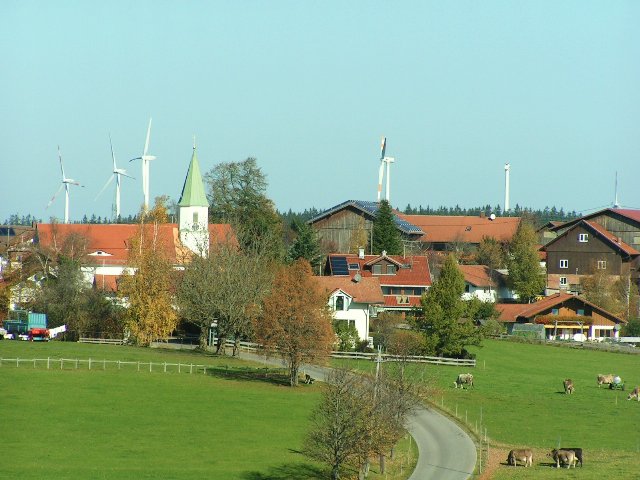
46;146;83;224
376;136;395;202
95;134;134;219
504;163;511;213
129;118;156;211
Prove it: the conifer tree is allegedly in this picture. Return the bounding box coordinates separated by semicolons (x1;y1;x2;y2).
287;219;323;271
372;200;402;255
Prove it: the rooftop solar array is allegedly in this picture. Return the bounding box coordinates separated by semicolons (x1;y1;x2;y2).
330;256;349;275
309;200;423;235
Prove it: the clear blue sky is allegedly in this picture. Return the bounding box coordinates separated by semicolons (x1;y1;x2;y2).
2;1;638;223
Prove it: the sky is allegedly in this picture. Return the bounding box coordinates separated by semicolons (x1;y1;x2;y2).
2;1;639;223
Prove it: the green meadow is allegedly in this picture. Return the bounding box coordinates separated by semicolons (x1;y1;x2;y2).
0;342;415;480
420;339;640;479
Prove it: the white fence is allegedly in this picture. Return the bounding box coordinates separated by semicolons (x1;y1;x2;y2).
0;357;212;374
222;340;476;367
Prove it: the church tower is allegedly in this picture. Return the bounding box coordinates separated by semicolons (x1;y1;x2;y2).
178;145;209;256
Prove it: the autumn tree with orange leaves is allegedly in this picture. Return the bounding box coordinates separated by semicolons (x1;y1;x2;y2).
255;259;334;386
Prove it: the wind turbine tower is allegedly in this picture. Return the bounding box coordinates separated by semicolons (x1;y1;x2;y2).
613;171;620;208
46;146;83;224
504;163;511;213
96;134;134;219
377;136;395;202
130;118;156;211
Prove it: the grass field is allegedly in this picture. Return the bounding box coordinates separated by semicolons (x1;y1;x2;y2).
416;339;640;479
0;342;416;480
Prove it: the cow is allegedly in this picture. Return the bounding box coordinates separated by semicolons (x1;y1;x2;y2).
627;385;640;401
563;378;574;394
454;373;474;389
549;449;576;469
304;374;315;385
597;374;615;387
561;448;583;467
507;449;532;467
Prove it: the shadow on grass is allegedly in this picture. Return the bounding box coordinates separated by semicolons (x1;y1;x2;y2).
205;365;298;387
241;463;326;480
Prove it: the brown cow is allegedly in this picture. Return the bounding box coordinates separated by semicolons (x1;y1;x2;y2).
454;373;474;389
563;378;574;394
597;374;615;387
550;449;576;468
627;385;640;401
507;449;532;467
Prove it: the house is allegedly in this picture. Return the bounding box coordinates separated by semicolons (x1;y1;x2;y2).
459;264;516;302
315;275;384;343
542;219;640;295
28;146;233;295
307;199;520;254
495;293;626;340
549;208;640;248
324;250;431;314
308;200;423;254
396;213;520;252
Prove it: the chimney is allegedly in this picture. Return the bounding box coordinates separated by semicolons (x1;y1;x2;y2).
358;247;365;259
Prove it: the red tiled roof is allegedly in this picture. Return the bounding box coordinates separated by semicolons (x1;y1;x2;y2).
459;265;492;287
383;295;422;308
327;253;432;288
585;221;640;256
494;303;528;322
315;276;384;304
397;214;520;244
35;223;234;265
495;293;625;324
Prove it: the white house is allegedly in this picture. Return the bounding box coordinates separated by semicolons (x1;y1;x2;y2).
459;265;516;302
315;275;384;343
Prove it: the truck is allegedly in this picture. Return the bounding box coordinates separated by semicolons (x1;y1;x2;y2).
2;310;48;340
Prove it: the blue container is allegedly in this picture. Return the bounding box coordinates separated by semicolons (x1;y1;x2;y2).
27;313;47;329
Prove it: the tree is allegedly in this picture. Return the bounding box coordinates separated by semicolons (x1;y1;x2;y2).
287;219;323;272
414;254;482;357
205;157;284;259
305;369;370;480
178;238;275;354
506;221;545;303
371;200;402;255
475;236;506;270
255;259;334;386
118;200;178;346
582;271;638;320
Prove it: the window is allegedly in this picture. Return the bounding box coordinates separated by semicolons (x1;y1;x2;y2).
372;264;382;275
559;277;567;286
386;264;396;274
597;260;607;270
578;233;589;243
559;259;568;269
577;309;585;316
552;308;560;315
193;212;199;224
465;284;470;293
348;263;360;271
335;295;345;311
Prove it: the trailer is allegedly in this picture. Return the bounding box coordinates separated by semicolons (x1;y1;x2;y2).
3;311;48;339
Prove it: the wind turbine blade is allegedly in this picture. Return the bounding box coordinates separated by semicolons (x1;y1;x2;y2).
143;118;152;156
58;146;66;179
95;175;114;200
129;156;142;162
380;136;386;160
47;183;64;209
121;172;135;179
109;133;117;171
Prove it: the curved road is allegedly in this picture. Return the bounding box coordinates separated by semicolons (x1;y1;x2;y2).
238;352;476;479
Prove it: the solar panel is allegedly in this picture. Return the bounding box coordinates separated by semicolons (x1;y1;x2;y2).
330;256;349;275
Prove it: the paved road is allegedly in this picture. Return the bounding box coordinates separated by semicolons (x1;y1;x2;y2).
238;352;476;480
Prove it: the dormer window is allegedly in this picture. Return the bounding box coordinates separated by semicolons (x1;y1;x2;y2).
372;264;382;275
386;264;396;274
578;233;589;243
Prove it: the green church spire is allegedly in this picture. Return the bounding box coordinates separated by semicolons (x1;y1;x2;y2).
178;146;209;207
